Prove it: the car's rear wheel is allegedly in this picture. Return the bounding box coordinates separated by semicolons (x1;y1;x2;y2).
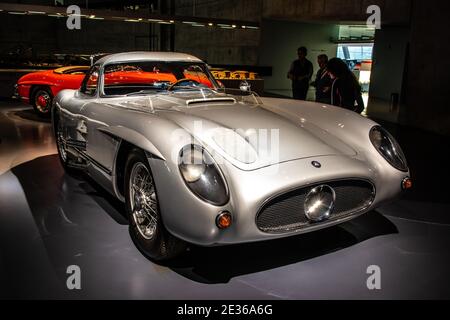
32;87;53;117
125;149;186;261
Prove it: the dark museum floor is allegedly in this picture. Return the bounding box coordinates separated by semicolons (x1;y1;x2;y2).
1;99;450;300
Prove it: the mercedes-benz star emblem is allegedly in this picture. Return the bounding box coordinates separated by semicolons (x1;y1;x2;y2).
311;161;322;168
304;185;336;222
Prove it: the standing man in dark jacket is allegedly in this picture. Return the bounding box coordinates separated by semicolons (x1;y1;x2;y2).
311;54;333;104
287;47;313;100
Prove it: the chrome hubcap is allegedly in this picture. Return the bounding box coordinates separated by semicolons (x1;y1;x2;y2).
35;91;51;113
129;162;158;240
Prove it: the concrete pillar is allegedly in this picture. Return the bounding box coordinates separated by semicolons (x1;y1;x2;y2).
400;0;450;136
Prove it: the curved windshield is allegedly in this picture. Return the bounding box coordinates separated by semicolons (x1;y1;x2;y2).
102;61;218;96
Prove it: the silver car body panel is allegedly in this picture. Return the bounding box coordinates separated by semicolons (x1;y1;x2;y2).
53;52;409;246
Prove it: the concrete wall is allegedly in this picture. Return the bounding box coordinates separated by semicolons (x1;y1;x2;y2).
174;0;412;26
263;0;412;25
174;0;262;65
0;14;156;57
259;20;339;98
400;0;450;136
0;0;263;65
174;25;260;65
171;0;412;67
175;0;261;21
366;26;410;123
369;26;409;101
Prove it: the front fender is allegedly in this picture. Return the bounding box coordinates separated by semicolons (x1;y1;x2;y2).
97;126;166;161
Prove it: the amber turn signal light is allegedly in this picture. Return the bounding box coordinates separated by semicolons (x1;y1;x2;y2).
216;212;232;229
402;177;412;190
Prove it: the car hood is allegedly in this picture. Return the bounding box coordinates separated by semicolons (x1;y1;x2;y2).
111;93;357;171
146;94;357;171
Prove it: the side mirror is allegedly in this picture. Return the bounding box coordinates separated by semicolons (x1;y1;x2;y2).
239;81;251;92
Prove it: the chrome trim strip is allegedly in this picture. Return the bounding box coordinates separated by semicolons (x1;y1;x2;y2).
74;147;112;175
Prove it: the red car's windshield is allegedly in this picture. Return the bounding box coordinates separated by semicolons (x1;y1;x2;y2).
102;61;218;96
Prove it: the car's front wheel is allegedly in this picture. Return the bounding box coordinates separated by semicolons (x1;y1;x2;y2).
32;87;53;117
125;149;186;261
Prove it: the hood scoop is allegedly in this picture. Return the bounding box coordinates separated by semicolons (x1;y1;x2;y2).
186;97;236;106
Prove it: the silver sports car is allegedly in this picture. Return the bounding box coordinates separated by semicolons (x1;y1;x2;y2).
52;52;411;260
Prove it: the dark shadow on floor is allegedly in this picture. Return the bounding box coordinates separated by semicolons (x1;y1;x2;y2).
12;109;51;123
79;176;128;225
11;154;127;228
11;155;398;285
159;211;398;284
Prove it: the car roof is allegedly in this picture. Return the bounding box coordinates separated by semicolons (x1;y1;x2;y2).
95;52;203;66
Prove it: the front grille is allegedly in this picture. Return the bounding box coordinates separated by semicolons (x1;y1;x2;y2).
256;179;375;233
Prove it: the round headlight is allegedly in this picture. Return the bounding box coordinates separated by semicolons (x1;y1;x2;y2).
179;145;229;206
370;126;408;172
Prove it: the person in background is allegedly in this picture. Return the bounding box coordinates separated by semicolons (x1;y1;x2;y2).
287;47;313;100
311;54;333;104
326;57;365;114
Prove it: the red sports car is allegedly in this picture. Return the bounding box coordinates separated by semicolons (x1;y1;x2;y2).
16;64;215;117
16;66;89;117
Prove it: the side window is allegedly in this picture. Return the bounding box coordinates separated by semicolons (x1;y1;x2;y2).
80;66;99;96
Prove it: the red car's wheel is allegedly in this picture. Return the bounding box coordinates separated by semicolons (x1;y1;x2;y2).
32;88;53;117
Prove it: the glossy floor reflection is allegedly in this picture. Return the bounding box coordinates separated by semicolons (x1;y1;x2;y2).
1;101;450;299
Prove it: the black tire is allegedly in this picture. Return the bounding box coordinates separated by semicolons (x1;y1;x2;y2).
32;86;53;118
54;113;79;174
125;149;186;261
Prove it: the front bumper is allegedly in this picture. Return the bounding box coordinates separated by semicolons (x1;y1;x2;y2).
150;154;408;246
14;84;31;103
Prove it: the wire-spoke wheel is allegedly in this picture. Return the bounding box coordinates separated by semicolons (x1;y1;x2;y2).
125;149;186;261
129;162;158;240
